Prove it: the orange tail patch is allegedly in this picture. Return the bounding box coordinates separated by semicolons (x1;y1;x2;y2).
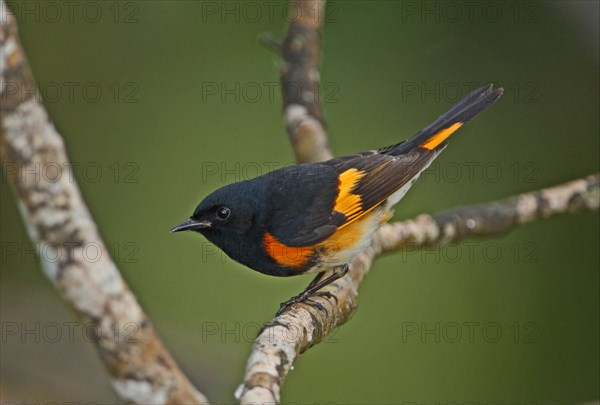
420;122;463;150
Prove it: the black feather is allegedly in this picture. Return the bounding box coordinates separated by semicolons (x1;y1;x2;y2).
386;84;503;155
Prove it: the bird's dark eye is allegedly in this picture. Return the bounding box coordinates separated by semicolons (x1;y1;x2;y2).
216;206;231;220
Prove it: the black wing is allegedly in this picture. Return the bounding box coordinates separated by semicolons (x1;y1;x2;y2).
265;149;439;247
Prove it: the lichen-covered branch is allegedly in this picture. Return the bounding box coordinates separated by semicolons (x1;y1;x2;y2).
237;173;599;404
0;3;207;404
377;174;600;253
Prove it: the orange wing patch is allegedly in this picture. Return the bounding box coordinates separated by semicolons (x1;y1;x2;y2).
420;122;463;150
321;212;371;254
334;168;366;222
263;232;314;268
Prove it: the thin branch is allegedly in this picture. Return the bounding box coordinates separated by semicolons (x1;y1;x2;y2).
258;32;283;54
0;4;207;404
379;173;600;252
280;0;332;164
238;173;599;404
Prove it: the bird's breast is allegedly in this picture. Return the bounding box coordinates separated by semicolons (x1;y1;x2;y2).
262;207;389;274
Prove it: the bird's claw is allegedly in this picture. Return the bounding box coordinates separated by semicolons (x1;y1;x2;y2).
276;266;348;316
276;294;326;316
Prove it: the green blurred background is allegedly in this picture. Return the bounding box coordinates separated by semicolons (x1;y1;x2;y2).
1;1;598;403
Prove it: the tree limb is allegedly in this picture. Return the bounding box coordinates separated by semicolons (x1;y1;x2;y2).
236;0;600;403
378;173;600;253
0;4;207;404
279;0;332;164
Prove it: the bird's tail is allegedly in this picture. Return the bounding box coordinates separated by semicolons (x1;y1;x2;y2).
387;84;503;156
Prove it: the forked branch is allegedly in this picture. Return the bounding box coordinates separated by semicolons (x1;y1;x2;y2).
236;0;600;403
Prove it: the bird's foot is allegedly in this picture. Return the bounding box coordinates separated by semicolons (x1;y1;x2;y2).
275;265;349;317
276;294;325;317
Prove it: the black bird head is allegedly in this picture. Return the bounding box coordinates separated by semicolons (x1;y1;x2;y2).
172;181;256;233
171;179;268;267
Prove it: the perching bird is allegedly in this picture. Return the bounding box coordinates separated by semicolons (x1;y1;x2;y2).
172;84;503;315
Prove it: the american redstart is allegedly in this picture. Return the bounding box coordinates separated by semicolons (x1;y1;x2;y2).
172;84;503;315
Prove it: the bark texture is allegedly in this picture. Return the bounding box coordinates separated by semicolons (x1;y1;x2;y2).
1;4;208;404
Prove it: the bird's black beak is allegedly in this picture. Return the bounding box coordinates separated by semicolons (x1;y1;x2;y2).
171;218;211;233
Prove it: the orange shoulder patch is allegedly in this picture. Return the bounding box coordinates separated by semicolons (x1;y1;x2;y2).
334;168;366;222
263;232;314;268
420;122;463;150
